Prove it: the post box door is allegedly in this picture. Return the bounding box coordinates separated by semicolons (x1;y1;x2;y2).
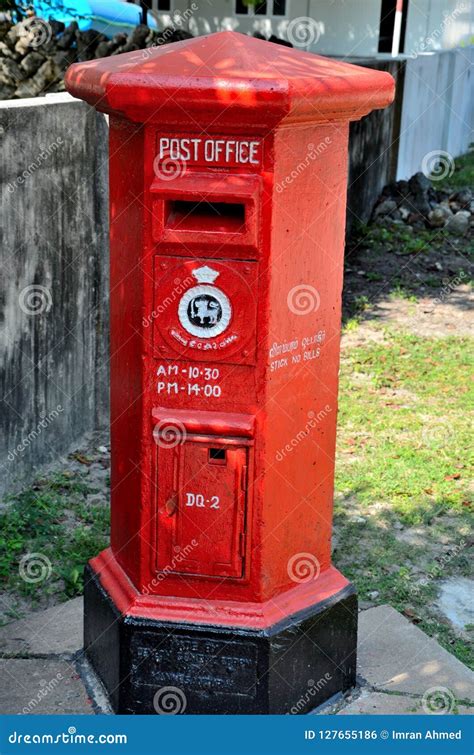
156;440;248;579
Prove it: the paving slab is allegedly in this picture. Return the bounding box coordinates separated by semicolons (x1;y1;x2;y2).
0;658;93;714
337;690;474;715
358;605;474;701
1;599;473;715
436;577;474;632
0;598;83;658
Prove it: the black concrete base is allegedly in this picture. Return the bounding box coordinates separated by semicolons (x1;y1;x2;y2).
84;565;357;714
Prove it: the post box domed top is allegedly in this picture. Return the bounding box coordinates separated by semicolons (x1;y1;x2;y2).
65;31;394;129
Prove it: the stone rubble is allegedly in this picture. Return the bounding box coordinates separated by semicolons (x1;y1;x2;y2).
371;171;473;236
0;17;193;100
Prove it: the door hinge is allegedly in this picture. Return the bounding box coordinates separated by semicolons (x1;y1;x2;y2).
241;464;248;491
239;531;246;557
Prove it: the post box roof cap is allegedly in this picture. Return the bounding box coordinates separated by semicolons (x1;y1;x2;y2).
65;31;394;128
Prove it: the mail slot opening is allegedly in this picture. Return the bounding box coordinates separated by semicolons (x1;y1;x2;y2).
165;200;246;234
209;447;227;464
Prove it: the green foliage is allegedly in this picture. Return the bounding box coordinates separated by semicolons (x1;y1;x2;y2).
437;147;474;191
0;472;109;611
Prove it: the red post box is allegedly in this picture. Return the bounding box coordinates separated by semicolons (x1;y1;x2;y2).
66;32;394;714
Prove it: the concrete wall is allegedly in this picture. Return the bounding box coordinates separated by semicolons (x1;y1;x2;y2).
0;93;109;497
346;58;404;232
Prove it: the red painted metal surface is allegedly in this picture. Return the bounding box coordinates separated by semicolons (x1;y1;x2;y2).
89;549;351;629
66;32;394;628
155;438;249;579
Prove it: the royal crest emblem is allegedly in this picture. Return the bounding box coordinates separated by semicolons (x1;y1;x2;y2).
178;266;232;338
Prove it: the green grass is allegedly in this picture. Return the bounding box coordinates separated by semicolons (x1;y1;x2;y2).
354;224;443;257
0;472;109;621
334;331;473;667
437;148;474;191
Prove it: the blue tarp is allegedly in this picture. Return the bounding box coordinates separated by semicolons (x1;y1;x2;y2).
34;0;157;35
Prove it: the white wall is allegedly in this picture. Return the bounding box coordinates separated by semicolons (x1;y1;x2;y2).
149;0;474;57
397;47;474;180
404;0;474;57
306;0;381;56
150;0;382;56
186;0;307;39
